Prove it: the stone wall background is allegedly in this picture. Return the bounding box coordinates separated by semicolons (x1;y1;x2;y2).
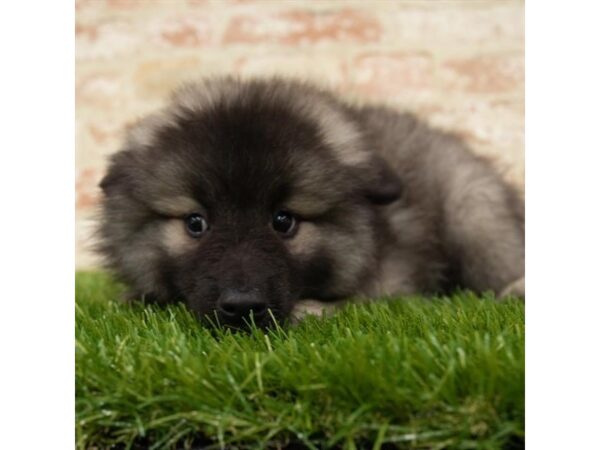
76;0;524;268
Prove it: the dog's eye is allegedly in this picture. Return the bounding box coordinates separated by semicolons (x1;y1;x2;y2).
184;213;209;237
272;210;297;235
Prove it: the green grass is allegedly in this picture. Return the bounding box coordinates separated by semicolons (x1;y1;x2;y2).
76;272;524;450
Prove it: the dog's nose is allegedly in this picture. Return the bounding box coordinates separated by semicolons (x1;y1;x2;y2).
217;290;267;323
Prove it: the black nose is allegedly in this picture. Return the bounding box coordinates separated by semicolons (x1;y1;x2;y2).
217;289;267;323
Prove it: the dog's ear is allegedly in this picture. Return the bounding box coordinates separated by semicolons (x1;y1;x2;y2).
364;156;403;205
100;115;157;196
99;154;131;197
99;169;124;196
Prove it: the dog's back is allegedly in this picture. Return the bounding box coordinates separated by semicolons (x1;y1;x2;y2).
352;105;524;297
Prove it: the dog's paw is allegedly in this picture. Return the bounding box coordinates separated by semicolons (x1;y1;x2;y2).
499;277;525;300
291;299;343;323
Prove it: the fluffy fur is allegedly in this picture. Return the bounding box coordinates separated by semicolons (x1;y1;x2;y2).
97;77;524;328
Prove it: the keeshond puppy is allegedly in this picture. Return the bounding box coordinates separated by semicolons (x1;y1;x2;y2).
98;77;524;328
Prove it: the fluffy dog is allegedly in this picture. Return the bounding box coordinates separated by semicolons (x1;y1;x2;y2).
97;77;524;328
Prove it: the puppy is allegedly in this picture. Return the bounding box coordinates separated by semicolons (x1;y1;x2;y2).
97;77;524;328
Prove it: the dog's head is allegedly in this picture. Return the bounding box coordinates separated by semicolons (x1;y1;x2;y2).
98;78;401;328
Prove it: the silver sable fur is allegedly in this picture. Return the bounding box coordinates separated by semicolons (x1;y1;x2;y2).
97;77;524;327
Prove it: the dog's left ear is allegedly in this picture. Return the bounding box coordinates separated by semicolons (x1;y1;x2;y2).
364;156;403;205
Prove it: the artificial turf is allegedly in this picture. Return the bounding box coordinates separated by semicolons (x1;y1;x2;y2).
75;272;524;450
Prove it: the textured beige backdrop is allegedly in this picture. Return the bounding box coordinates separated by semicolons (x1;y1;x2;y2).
76;0;524;268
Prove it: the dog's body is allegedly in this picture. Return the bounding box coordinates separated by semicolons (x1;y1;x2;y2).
98;78;524;328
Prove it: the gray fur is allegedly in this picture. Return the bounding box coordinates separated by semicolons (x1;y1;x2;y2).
354;105;524;297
